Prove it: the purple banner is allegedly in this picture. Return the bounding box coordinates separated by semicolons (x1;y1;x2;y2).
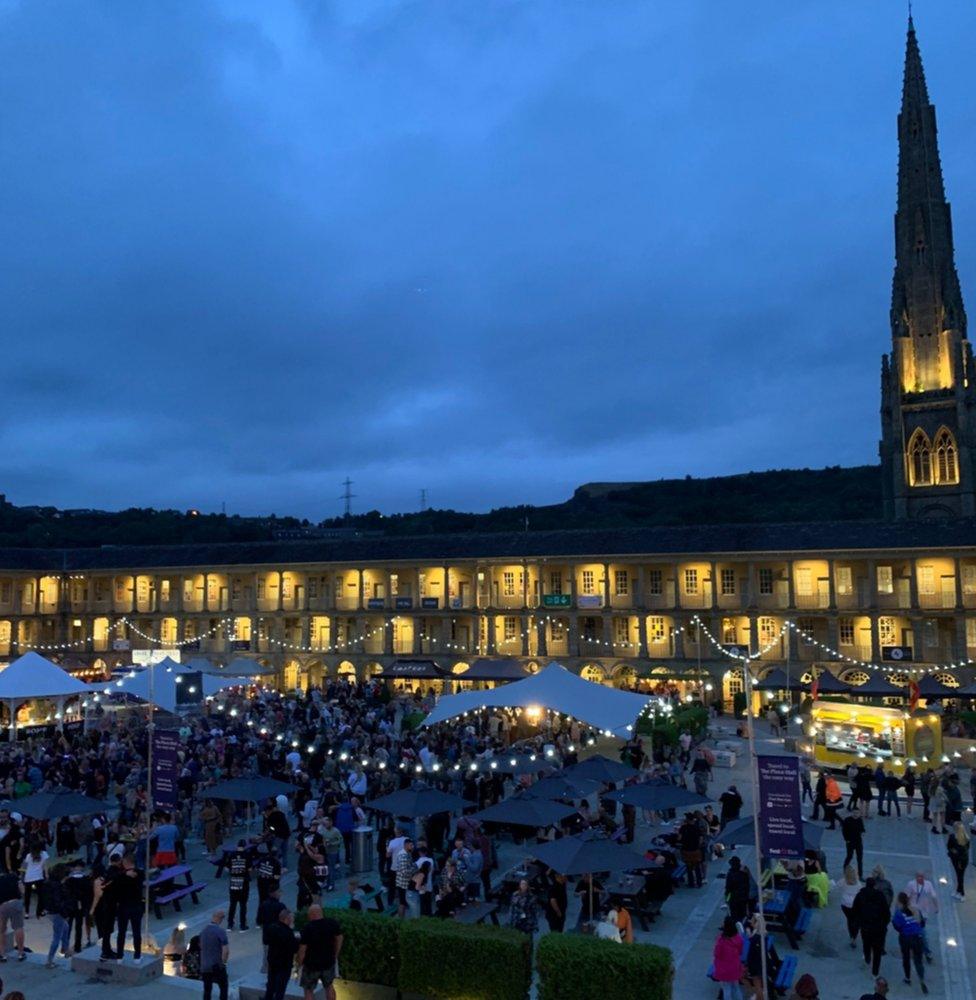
152;730;181;810
756;754;804;862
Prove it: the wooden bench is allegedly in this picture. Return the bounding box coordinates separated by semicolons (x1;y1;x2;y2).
153;882;207;919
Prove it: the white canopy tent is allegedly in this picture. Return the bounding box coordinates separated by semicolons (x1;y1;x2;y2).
422;661;652;737
102;656;242;712
0;652;91;735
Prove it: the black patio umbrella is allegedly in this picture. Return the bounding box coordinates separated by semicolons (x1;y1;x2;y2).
718;815;824;853
754;668;807;693
6;789;107;820
529;832;648;877
810;671;851;695
563;754;639;784
468;795;579;828
486;753;559;776
204;777;298;802
521;774;602;801
602;783;712;813
366;786;474;819
914;675;957;700
953;680;976;698
850;673;904;698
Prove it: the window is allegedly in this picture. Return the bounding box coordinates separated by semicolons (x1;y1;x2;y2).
648;617;666;644
581;570;595;595
720;568;736;596
308;578;318;599
113;580;125;603
967;619;976;648
160;580;170;603
722;618;738;644
549;571;562;595
758;617;777;644
923;619;937;647
503;617;518;641
918;565;936;596
0;582;10;604
845;670;871;687
839;618;855;645
550;619;566;641
878;617;897;645
647;569;663;595
614;570;629;596
758;568;774;595
964;565;976;595
257;578;267;600
876;566;893;595
795;568;813;596
907;428;932;486
836;566;853;596
389;574;398;596
614;618;629;644
684;569;699;595
726;670;744;696
231;579;241;600
934;427;959;484
281;576;293;599
503;571;516;597
797;617;817;642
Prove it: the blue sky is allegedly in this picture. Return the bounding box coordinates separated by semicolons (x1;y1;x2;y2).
2;1;975;519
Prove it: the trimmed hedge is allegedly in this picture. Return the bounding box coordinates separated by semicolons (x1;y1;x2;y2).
318;908;400;989
536;932;674;1000
398;917;532;1000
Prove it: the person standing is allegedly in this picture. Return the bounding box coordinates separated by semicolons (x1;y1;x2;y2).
853;877;890;977
200;910;229;1000
903;873;938;963
800;760;813;804
838;865;861;950
114;855;144;961
880;771;903;818
545;873;567;933
892;893;928;994
509;879;537;936
412;843;434;916
903;767;916;816
151;814;180;869
724;857;752;924
92;853;122;960
40;875;73;968
394;839;415;919
21;839;48;919
947;822;969;899
711;915;744;1000
678;813;704;888
0;867;25;962
64;859;94;953
297;904;343;1000
319;818;343;893
920;768;934;824
842;808;865;880
263;804;291;871
718;786;743;829
255;846;282;905
263;907;298;1000
928;779;947;835
226;840;252;931
256;887;286;974
811;770;827;821
824;775;844;830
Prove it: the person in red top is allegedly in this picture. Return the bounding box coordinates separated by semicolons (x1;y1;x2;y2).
711;915;744;1000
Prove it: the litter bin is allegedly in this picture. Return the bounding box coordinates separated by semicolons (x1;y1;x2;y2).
352;826;374;874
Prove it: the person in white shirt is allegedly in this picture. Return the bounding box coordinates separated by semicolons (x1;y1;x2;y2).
904;872;938;961
386;828;406;870
285;750;301;772
21;840;48;919
418;745;434;772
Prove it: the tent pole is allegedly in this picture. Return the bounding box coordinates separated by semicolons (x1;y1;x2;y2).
143;657;156;951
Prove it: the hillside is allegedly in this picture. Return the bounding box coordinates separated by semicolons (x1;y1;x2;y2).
0;465;881;548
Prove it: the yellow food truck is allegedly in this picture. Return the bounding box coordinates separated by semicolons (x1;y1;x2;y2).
807;700;943;776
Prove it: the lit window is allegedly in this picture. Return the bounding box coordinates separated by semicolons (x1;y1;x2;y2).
797;617;817;642
647;569;663;595
876;566;893;595
758;617;777;644
722;618;738;644
918;565;936;596
389;574;398;596
907;428;932;486
720;568;736;596
581;570;595;596
549;571;562;595
758;568;774;595
795;568;813;597
835;566;853;596
614;618;629;644
963;565;976;596
684;569;699;595
550;619;566;641
934;427;959;484
966;618;976;648
503;571;516;597
614;570;629;596
839;619;855;645
503;617;518;641
726;670;744;696
878;617;897;645
648;617;666;643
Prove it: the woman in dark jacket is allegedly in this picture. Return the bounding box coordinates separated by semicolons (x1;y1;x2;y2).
724;856;751;923
947;821;970;899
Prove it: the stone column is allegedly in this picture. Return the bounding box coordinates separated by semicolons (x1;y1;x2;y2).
568;615;579;658
602;563;611;609
383;616;394;655
536;617;548;657
486;615;496;654
521;615;530;656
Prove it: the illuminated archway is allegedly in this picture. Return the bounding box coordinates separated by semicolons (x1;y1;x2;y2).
579;663;606;684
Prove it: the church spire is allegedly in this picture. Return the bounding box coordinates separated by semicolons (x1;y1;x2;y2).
891;18;966;392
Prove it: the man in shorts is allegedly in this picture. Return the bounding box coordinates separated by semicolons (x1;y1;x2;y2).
296;904;342;1000
0;870;25;962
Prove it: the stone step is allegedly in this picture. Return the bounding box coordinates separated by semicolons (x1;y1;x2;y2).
70;945;164;985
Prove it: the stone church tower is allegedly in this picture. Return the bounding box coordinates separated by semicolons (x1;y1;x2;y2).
880;20;976;519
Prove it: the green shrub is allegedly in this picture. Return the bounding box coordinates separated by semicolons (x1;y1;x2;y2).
733;691;746;718
316;908;400;988
397;918;532;1000
536;932;673;1000
673;704;708;735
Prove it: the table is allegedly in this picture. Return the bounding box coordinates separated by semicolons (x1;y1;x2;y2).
604;873;651;930
762;888;790;916
149;864;193;889
453;901;500;925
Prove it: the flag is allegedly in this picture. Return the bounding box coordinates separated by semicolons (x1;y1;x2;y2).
908;680;920;714
810;677;819;701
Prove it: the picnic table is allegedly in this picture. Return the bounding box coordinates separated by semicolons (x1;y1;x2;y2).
604;873;653;930
149;864;207;919
453;901;500;926
330;883;386;913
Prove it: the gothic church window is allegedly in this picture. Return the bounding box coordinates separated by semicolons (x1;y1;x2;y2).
907;429;932;486
933;427;959;484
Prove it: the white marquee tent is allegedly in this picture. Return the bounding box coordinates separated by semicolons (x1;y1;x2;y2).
0;652;91;735
422;661;652;736
103;656;242;713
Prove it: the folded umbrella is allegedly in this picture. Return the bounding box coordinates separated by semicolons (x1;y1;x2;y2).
563;754;638;784
468;795;579;828
602;783;712;812
366;786;474;819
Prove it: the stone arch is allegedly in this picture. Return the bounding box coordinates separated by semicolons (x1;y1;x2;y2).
932;671;959;688
337;660;356;682
363;661;384;678
282;659;301;691
579;662;607;683
841;668;871;686
888;672;911;686
611;662;638;688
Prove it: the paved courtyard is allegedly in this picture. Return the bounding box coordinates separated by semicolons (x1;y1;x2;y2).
0;721;971;999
